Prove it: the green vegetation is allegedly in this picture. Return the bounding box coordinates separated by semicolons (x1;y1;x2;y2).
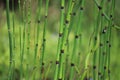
0;0;120;80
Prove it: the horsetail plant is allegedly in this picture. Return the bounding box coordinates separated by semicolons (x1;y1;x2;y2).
39;0;49;80
4;0;117;80
58;0;75;79
54;0;65;80
20;0;27;79
69;0;85;80
34;0;42;65
6;0;13;79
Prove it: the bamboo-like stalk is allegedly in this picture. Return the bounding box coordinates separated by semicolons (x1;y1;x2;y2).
18;1;22;78
39;0;49;80
58;0;75;79
33;0;42;79
20;1;27;79
26;0;31;79
26;0;31;63
6;0;13;79
34;0;42;65
69;0;84;80
106;0;115;80
54;0;65;80
12;0;15;79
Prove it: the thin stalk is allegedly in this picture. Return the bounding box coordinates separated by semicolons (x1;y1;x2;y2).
18;1;22;79
6;0;13;79
12;0;15;79
39;0;49;80
26;0;31;63
54;0;65;80
58;0;75;79
20;1;27;79
34;0;42;65
26;0;31;80
69;0;84;80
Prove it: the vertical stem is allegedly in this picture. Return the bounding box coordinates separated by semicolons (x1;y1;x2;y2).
6;0;13;79
54;0;65;80
39;0;49;80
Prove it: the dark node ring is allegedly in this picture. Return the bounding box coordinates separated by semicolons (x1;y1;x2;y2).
106;41;109;43
61;6;64;9
45;15;48;18
80;7;84;10
38;20;40;23
109;44;111;47
73;12;76;16
59;33;63;37
108;70;110;74
75;35;79;39
56;61;59;64
98;72;101;75
65;20;69;24
42;62;44;65
93;66;96;69
101;13;104;16
100;43;103;47
95;36;97;40
110;14;112;18
36;43;38;46
103;52;106;55
43;38;46;42
98;6;102;10
71;63;75;66
104;66;107;70
60;49;64;53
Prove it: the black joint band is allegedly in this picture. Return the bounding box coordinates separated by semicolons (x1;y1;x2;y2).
56;61;59;64
98;72;101;75
110;15;112;18
73;12;76;16
80;7;83;10
100;43;103;47
98;6;102;10
60;49;64;53
45;15;48;18
75;35;79;39
102;29;106;34
38;20;40;23
101;13;104;16
95;37;97;40
42;62;44;65
61;6;64;9
104;66;106;70
106;41;109;43
59;33;63;37
65;20;69;24
108;70;110;74
43;39;46;42
58;79;62;80
71;63;75;67
109;44;111;47
93;66;96;69
103;52;106;55
36;44;38;46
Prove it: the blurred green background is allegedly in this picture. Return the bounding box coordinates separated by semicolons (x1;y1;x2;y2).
0;0;120;80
